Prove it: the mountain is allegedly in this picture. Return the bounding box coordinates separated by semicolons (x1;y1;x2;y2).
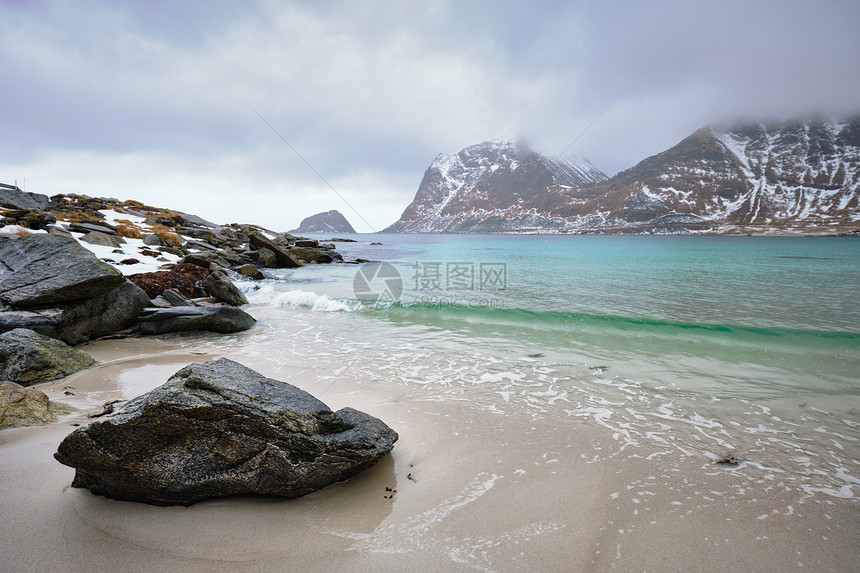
386;116;860;234
290;210;356;234
383;139;608;233
561;115;860;233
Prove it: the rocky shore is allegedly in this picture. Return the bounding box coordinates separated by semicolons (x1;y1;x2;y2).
0;185;396;505
0;185;354;348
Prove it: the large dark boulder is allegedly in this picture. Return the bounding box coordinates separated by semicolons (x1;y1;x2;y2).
0;280;152;345
0;234;125;307
137;306;256;335
54;358;398;505
0;381;72;429
0;328;95;385
50;281;152;344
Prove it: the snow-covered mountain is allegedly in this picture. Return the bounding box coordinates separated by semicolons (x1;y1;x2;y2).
564;115;860;233
386;117;860;234
383;139;608;233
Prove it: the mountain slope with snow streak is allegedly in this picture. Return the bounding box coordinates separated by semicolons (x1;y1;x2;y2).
384;139;608;233
387;116;860;234
566;115;860;233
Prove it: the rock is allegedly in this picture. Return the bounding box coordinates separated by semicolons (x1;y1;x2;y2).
189;297;220;306
137;306;256;335
1;381;72;429
0;307;58;334
149;296;173;308
207;247;254;267
128;263;211;299
0;328;95;386
236;263;264;280
184;239;219;252
0;234;125;307
142;233;163;246
45;225;73;238
54;358;398;505
294;239;319;248
67;221;118;235
3;209;57;230
248;232;303;268
0;280;152;345
180;251;233;269
47;280;150;344
287;246;337;264
176;227;217;242
161;289;193;307
203;269;248;306
254;247;277;268
144;213;187;227
0;185;50;211
80;231;126;248
158;245;186;257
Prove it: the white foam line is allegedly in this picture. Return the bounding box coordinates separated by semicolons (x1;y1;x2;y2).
317;473;503;555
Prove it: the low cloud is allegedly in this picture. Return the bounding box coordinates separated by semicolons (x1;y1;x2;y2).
2;0;858;229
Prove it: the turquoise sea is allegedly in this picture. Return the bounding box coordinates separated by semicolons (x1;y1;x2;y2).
225;234;859;502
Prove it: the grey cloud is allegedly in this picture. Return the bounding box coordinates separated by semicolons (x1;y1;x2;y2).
1;0;858;231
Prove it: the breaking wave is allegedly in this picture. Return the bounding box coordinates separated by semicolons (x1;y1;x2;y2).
243;284;355;312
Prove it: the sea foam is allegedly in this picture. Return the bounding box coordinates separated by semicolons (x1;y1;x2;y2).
243;283;353;312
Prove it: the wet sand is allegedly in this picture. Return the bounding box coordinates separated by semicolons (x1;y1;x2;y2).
1;337;857;572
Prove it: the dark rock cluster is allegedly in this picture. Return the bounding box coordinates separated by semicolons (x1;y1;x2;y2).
0;187;356;342
0;234;151;345
0;188;397;501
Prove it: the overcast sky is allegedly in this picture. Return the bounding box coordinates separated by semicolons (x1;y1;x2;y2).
2;0;858;232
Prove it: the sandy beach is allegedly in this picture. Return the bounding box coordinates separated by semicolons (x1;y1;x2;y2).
0;336;856;573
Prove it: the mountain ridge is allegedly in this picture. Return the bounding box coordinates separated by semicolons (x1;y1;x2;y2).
386;116;860;235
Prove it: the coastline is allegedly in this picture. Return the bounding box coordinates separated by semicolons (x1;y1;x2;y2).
1;336;857;572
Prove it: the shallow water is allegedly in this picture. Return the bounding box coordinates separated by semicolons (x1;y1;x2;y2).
3;235;857;572
191;234;860;509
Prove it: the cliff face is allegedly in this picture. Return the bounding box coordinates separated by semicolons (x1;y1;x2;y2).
290;210;356;234
386;116;860;234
